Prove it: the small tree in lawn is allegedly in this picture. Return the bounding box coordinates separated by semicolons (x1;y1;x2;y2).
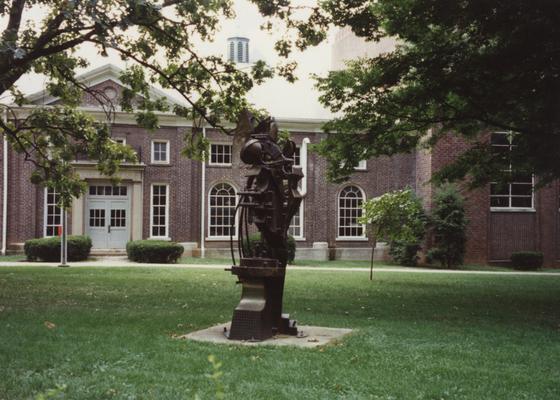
360;188;426;279
427;185;467;269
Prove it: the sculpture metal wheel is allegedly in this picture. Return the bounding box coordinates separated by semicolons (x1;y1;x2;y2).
226;111;304;341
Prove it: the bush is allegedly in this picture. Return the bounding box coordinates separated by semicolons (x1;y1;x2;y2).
511;251;543;270
389;241;421;266
24;235;92;262
126;240;184;263
243;233;296;263
427;184;467;268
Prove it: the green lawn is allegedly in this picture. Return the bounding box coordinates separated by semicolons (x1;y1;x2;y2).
1;267;559;399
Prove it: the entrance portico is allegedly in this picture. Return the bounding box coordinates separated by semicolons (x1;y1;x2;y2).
70;162;145;250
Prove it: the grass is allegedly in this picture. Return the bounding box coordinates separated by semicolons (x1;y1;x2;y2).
1;267;559;399
0;254;25;262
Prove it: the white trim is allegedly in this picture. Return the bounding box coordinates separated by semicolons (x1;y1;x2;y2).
490;207;536;213
207;182;238;240
1;110;7;255
151;140;170;164
336;185;367;240
200;127;206;258
149;183;170;239
300;138;310;196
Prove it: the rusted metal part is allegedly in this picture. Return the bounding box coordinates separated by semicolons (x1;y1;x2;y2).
226;111;303;341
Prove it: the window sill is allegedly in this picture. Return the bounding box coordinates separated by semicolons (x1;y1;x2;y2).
208;163;232;168
206;237;238;241
292;237;306;241
150;162;171;166
148;236;171;241
336;237;368;242
490;207;536;213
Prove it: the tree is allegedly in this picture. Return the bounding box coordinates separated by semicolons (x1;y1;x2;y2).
427;184;467;269
0;0;287;207
359;188;426;277
308;1;560;186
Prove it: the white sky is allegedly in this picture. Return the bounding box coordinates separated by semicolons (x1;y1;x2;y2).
8;0;337;120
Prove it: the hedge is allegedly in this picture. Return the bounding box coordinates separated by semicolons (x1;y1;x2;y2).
511;251;544;271
126;240;184;263
24;235;92;262
243;233;296;263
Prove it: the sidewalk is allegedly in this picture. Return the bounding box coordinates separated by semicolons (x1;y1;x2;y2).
0;257;559;276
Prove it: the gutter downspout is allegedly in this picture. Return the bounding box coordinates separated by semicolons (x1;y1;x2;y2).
301;138;310;196
1;110;8;255
200;127;206;258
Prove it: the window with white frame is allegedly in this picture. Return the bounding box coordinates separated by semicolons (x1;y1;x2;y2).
288;202;303;238
293;146;301;167
210;144;232;166
44;188;62;237
151;140;169;164
209;183;237;238
355;160;367;170
338;186;365;238
490;132;534;209
151;184;169;237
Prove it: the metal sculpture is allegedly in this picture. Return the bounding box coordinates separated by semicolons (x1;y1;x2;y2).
226;111;304;341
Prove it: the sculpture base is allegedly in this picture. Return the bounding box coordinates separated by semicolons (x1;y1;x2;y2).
227;258;297;341
179;323;353;348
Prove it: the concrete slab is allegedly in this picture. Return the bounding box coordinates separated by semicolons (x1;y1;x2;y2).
177;322;353;348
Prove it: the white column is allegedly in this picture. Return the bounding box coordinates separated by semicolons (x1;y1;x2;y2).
1;110;8;255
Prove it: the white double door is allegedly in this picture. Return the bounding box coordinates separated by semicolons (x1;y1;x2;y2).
86;186;130;249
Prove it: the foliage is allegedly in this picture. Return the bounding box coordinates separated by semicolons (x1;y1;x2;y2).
24;235;92;262
510;251;544;271
360;188;426;245
427;185;467;269
243;233;296;263
389;241;421;267
300;1;560;186
0;0;301;207
126;240;184;263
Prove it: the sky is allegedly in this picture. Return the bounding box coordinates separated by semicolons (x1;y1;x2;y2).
6;0;338;120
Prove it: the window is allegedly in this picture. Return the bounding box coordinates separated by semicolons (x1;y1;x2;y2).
210;144;232;166
151;140;169;164
209;183;237;238
89;209;105;227
355;160;367;170
89;185;127;196
151;185;169;238
237;41;244;63
229;41;235;62
113;137;126;145
490;132;534;209
338;186;365;238
293;146;301;167
44;188;62;237
288;202;303;238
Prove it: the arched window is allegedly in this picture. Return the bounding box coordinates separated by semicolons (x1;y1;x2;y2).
209;183;237;238
236;41;242;62
228;41;235;62
338;186;365;238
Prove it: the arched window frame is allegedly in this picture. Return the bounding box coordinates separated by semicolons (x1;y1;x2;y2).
208;182;238;239
337;185;366;240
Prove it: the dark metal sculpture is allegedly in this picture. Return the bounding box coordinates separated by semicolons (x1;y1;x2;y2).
226;111;304;341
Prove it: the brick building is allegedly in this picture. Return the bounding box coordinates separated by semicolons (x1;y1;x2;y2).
1;59;558;266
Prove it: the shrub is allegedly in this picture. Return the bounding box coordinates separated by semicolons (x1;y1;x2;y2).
427;184;467;269
126;240;184;263
389;241;421;267
511;251;543;270
243;233;296;263
24;235;92;262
